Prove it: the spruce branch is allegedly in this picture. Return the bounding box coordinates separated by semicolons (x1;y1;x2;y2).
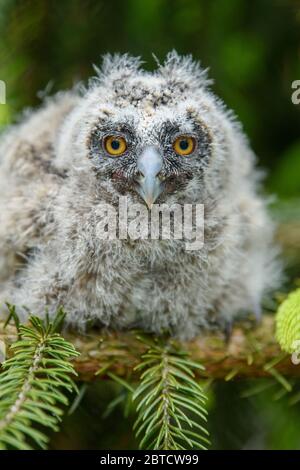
0;308;80;450
132;335;210;450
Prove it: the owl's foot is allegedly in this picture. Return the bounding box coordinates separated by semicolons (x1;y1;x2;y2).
223;319;233;344
252;302;262;324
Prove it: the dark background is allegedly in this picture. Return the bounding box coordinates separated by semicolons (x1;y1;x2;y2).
0;0;299;450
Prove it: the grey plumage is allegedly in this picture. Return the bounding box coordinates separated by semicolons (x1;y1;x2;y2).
0;52;281;339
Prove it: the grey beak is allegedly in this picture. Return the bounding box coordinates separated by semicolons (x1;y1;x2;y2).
136;146;164;209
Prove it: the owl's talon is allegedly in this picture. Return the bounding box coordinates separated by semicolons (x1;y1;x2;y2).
253;303;262;324
223;320;233;343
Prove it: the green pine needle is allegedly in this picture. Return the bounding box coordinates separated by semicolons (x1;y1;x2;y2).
133;336;210;450
0;307;80;450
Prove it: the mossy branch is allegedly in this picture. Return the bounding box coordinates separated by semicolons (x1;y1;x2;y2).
1;314;298;381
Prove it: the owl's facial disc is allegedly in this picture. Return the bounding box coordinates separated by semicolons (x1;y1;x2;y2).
135;146;164;209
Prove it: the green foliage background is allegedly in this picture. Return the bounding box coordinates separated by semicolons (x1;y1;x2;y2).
0;0;299;450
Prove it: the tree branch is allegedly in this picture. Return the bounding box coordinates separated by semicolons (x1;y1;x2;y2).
0;315;298;381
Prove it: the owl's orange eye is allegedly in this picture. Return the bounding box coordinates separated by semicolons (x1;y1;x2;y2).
173;136;196;156
104;136;127;156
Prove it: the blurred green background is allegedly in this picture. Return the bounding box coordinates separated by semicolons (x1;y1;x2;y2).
0;0;299;450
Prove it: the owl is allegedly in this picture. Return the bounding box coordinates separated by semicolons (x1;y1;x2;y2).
0;52;281;339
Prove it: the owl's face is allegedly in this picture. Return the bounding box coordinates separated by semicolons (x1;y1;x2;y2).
57;53;235;208
88;99;212;208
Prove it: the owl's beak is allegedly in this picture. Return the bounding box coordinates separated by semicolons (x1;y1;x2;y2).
136;146;164;209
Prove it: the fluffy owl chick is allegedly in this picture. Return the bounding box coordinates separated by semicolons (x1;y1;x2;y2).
0;52;281;339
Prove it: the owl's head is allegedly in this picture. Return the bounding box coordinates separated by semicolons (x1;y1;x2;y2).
56;52;247;208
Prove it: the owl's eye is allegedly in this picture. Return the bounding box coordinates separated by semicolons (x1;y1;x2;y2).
173;136;196;156
104;136;127;156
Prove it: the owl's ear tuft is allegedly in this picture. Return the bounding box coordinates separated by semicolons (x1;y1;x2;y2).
91;53;144;86
158;50;213;90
